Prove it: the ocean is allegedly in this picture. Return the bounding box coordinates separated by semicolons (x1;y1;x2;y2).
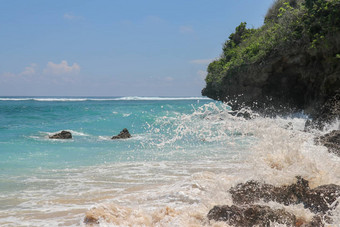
0;97;339;226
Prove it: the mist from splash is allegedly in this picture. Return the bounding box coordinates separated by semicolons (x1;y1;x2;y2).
84;102;340;226
1;100;339;226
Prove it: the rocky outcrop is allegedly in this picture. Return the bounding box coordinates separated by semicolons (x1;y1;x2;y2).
316;130;340;156
305;91;340;131
202;0;340;118
229;177;340;214
111;128;131;139
203;44;340;117
229;177;308;207
49;130;72;139
207;205;301;227
207;205;325;227
208;177;340;226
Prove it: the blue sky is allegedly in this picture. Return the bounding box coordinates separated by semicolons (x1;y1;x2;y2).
0;0;274;96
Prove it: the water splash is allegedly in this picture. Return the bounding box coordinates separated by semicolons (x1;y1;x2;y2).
1;101;339;226
83;102;340;226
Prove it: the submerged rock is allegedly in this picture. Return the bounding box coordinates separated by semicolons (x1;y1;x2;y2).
316;130;340;157
49;130;72;139
207;205;299;227
111;128;131;139
229;176;340;214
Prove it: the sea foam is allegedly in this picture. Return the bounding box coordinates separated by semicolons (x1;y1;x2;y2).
81;103;340;226
1;100;339;226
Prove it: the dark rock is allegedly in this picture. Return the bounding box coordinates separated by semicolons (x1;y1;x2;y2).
49;130;72;139
83;216;99;225
202;31;340;119
229;180;277;205
316;130;340;156
229;177;309;206
305;91;340;131
305;215;326;227
229;176;340;214
111;128;131;139
207;205;298;227
305;184;340;214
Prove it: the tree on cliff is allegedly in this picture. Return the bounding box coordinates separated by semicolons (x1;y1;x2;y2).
202;0;340;116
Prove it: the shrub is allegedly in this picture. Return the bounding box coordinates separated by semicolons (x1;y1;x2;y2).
203;0;340;97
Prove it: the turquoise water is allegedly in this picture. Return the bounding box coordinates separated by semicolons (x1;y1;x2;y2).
0;97;244;225
1;97;230;173
1;97;339;226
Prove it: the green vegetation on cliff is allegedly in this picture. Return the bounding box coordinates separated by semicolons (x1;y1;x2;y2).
203;0;340;105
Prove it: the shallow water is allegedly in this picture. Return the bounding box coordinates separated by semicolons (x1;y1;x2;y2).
0;97;339;226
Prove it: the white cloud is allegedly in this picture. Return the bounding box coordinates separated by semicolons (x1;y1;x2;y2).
190;59;213;65
197;70;207;80
44;60;80;75
1;63;37;80
63;13;82;20
179;26;194;34
19;63;37;76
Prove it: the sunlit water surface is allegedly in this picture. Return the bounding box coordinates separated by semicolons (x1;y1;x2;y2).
0;97;339;226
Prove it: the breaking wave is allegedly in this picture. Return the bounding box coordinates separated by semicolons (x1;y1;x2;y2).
1;101;339;226
82;102;340;226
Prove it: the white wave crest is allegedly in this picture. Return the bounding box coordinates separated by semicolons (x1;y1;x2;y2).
113;96;212;101
0;98;33;101
36;98;88;102
46;130;89;137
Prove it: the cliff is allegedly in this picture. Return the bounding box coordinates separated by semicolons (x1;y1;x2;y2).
202;0;340;118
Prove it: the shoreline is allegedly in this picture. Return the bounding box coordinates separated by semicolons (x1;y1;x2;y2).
0;99;339;226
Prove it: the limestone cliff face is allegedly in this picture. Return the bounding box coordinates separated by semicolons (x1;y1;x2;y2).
202;0;340;117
